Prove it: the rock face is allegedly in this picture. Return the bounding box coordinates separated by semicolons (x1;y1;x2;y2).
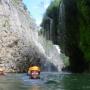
58;0;90;72
0;0;46;72
42;0;90;72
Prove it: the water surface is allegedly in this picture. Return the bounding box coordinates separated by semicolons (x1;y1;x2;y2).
0;72;90;90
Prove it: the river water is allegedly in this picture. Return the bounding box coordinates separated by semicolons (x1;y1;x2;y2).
0;72;90;90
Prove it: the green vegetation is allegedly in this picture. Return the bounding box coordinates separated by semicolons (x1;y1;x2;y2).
77;0;90;62
41;0;90;72
41;0;61;43
61;54;69;67
12;0;20;6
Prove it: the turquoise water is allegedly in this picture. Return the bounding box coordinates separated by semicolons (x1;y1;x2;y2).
0;72;90;90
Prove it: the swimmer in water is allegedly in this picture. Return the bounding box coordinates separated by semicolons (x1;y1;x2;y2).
0;67;5;75
28;66;40;79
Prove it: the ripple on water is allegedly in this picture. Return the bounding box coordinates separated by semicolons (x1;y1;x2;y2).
0;72;90;90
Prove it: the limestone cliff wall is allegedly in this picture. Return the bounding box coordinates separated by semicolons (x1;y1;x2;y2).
0;0;45;72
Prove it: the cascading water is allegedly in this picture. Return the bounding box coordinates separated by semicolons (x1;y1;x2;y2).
38;35;64;72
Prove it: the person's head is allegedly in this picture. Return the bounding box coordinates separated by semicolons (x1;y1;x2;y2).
0;68;4;75
29;66;40;79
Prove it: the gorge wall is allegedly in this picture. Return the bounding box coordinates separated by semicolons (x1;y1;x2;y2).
42;0;90;72
0;0;46;72
0;0;64;72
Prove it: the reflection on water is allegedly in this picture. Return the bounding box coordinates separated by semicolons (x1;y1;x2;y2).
29;85;43;90
0;72;90;90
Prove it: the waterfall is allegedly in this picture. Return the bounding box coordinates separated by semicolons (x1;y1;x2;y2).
38;35;64;72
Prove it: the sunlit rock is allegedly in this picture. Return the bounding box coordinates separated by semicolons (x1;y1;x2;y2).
0;0;45;72
0;0;64;72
